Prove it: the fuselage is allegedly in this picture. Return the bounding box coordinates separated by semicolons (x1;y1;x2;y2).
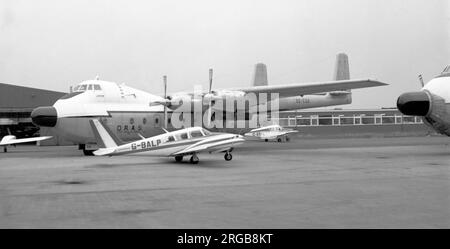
101;127;244;157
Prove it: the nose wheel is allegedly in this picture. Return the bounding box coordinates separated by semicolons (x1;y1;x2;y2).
175;155;183;162
190;154;199;164
224;152;232;161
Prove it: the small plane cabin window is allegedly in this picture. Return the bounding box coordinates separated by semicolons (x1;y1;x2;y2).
190;130;203;138
180;133;188;140
167;136;175;142
88;85;93;90
94;84;101;90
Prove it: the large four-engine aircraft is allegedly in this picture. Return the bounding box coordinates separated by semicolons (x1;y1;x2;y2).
397;66;450;136
89;119;244;164
30;54;388;155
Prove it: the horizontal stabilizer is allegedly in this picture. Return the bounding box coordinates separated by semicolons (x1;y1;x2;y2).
93;148;116;156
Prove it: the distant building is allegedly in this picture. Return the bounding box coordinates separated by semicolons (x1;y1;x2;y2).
275;108;433;137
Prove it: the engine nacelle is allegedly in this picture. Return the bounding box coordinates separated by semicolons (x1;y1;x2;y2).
397;90;450;136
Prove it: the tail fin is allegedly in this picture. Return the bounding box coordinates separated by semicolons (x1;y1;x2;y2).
253;63;268;86
333;53;350;81
89;119;124;148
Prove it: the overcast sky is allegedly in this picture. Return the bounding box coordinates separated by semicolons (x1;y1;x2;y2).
0;0;449;108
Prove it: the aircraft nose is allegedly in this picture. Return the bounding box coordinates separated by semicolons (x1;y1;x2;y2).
31;106;58;127
396;91;430;116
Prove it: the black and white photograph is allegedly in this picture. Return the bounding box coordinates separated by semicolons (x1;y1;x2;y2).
0;0;449;235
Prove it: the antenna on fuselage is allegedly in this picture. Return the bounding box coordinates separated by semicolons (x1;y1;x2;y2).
95;75;100;80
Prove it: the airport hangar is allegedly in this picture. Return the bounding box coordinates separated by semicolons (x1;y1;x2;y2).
0;82;434;146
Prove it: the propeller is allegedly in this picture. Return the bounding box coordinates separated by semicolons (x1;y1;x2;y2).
418;74;424;88
207;68;213;127
163;75;168;129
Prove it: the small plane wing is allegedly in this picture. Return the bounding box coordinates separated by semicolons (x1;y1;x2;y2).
231;79;387;98
0;136;52;146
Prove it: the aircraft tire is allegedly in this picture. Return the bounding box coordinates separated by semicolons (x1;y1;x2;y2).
190;155;199;164
265;139;268;142
175;156;183;162
286;136;290;142
3;147;7;153
224;153;232;161
83;149;95;156
277;138;282;143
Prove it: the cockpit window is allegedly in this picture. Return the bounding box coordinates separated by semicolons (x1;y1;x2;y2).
88;85;93;90
94;84;102;90
75;85;87;92
190;130;203;138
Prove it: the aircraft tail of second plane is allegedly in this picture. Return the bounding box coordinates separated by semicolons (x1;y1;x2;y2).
89;119;124;149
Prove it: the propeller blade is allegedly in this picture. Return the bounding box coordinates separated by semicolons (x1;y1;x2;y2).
418;74;424;88
163;75;168;128
207;69;214;127
209;68;213;93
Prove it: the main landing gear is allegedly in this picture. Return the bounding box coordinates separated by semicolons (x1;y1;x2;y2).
224;152;232;161
3;146;7;153
83;149;95;156
189;154;199;164
175;152;234;164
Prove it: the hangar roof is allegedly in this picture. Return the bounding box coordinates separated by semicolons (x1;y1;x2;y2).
0;83;65;112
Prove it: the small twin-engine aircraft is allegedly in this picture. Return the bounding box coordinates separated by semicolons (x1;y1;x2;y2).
89;119;244;164
244;124;298;142
0;135;52;152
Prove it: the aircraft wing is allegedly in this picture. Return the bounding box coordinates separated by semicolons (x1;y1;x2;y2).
0;136;52;146
231;79;387;98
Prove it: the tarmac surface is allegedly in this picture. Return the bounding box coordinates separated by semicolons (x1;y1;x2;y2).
0;136;449;228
